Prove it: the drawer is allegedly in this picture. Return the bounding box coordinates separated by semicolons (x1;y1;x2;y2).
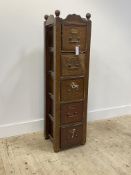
62;25;87;51
61;78;84;101
61;124;83;149
61;54;85;76
61;102;83;124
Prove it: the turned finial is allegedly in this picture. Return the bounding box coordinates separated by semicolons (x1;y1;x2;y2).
44;15;49;21
55;10;60;17
86;13;91;20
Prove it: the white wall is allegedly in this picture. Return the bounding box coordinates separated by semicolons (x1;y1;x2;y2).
0;0;131;137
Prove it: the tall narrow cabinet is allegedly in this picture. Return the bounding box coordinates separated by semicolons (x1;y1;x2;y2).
44;10;91;152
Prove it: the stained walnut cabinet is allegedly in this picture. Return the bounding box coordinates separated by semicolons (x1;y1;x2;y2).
44;10;91;152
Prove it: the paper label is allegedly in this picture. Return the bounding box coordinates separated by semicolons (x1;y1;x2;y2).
75;46;79;55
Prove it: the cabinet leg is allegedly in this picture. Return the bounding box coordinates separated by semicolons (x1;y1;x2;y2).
54;147;60;153
44;118;49;139
53;144;60;152
44;134;49;140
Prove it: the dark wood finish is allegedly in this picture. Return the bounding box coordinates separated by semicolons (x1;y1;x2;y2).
62;25;87;51
63;14;87;24
61;102;83;124
61;54;85;76
48;98;53;116
44;10;91;152
44;22;50;139
61;123;83;149
61;78;84;101
82;19;92;144
49;75;53;94
53;16;62;152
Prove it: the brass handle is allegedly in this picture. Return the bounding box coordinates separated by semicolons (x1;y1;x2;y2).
66;112;78;118
70;105;77;110
66;113;73;118
74;112;78;115
67;63;80;69
71;29;78;34
68;37;80;43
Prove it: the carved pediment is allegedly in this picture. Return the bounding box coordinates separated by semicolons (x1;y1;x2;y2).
64;14;87;24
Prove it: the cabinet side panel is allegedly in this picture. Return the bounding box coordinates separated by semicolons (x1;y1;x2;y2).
44;24;50;139
82;20;92;144
53;18;62;152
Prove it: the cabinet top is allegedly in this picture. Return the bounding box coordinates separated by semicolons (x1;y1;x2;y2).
44;10;91;26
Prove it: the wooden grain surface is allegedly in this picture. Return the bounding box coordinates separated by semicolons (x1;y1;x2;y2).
0;116;131;175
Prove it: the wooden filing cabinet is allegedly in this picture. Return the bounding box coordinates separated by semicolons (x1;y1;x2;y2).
44;10;91;152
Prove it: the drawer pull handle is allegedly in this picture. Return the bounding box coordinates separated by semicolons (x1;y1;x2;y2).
75;63;80;67
71;29;78;34
74;112;78;115
66;113;73;117
67;64;72;68
66;112;78;118
67;63;80;69
69;40;79;43
68;37;80;43
66;59;80;69
70;105;77;109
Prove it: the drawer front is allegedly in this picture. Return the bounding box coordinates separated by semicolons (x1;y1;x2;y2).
61;78;84;101
61;124;83;148
61;102;83;124
62;25;86;51
61;54;85;76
